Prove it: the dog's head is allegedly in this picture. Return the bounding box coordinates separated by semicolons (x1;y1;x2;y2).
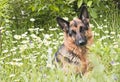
56;5;93;46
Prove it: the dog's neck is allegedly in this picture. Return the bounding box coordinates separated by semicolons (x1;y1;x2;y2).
64;41;88;59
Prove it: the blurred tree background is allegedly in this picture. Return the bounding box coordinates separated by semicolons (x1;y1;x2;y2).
0;0;120;34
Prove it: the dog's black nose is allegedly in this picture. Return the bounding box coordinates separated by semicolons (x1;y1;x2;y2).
79;40;87;46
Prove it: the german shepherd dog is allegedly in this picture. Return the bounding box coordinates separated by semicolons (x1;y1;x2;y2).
54;4;93;75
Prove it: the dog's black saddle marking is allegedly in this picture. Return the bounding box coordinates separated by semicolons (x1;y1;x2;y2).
54;44;81;65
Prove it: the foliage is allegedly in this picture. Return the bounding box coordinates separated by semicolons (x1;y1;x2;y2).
0;0;119;34
0;0;75;34
0;0;120;82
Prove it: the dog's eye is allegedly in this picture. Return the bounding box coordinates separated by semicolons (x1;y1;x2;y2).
72;30;76;34
80;26;84;32
85;23;89;30
69;30;76;36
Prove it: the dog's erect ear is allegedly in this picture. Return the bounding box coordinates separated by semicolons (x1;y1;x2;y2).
79;4;89;30
79;4;89;21
56;17;69;32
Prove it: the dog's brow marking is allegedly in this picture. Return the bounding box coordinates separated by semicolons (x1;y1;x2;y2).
73;20;82;27
73;20;77;27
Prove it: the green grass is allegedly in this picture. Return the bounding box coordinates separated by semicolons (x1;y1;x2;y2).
1;12;120;82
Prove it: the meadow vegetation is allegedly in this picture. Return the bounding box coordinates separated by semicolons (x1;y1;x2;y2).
0;0;120;82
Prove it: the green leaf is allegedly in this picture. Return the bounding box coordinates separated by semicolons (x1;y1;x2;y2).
50;5;59;12
90;8;98;18
68;0;76;4
87;1;92;7
77;0;83;8
32;6;35;12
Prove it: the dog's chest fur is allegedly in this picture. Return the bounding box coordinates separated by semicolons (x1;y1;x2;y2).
55;44;88;73
55;44;87;65
55;44;80;65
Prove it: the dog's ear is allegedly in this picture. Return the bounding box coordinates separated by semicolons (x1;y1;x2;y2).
79;4;89;22
79;4;89;30
56;17;69;32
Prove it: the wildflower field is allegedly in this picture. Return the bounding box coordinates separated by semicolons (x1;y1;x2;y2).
0;0;120;82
